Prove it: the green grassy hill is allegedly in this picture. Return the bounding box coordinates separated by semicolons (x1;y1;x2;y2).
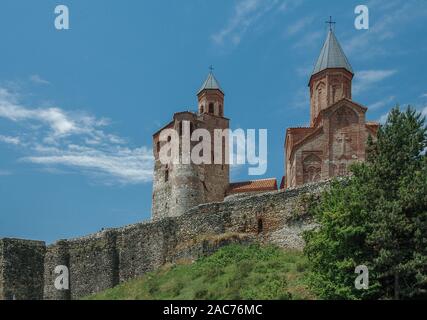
86;244;314;300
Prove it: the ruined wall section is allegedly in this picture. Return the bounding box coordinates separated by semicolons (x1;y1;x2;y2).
2;181;328;300
0;238;45;300
43;240;70;300
118;218;178;283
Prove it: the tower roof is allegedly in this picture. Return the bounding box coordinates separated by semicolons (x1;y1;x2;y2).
197;71;223;95
312;29;353;76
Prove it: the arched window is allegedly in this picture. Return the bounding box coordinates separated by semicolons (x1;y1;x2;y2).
315;82;325;116
317;88;323;111
165;167;169;182
219;104;223;116
209;103;214;114
156;141;161;153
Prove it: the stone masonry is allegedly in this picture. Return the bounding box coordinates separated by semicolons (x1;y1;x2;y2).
285;29;379;188
152;71;230;220
0;181;328;300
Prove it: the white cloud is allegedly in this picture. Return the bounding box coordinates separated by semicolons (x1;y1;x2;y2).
211;0;302;48
29;74;50;85
379;105;427;125
23;146;153;185
0;87;154;185
420;93;427;98
0;135;21;145
286;15;315;36
211;0;264;46
344;0;427;57
353;69;397;95
291;87;310;109
0;88;123;145
368;96;396;110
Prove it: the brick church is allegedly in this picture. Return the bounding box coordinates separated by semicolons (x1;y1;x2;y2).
284;28;379;188
151;26;378;220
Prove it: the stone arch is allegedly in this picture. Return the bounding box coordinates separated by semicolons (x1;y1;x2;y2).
316;82;326;114
330;78;342;104
331;106;359;129
303;154;321;184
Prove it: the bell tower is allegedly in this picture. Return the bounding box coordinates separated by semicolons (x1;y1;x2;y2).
309;21;354;126
197;67;225;117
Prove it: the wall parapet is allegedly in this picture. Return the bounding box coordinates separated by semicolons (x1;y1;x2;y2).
0;180;329;300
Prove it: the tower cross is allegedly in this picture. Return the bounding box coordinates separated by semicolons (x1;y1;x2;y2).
325;16;336;31
209;65;214;73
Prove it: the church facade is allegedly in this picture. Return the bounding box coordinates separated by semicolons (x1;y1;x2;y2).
284;29;379;188
151;26;380;220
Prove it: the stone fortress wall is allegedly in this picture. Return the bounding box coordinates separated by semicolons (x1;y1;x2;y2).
0;181;327;300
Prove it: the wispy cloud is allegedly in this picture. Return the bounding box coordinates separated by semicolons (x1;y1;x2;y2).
353;69;397;95
0;87;153;185
379;105;427;125
286;15;315;36
23;146;153;185
0;88;123;145
0;135;21;145
292;30;323;49
29;74;50;85
344;0;427;58
211;0;302;48
291;87;310;109
368;96;396;110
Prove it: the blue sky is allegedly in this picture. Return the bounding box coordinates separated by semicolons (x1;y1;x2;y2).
0;0;426;243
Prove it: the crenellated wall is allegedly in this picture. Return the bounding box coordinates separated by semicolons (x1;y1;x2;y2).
0;181;327;300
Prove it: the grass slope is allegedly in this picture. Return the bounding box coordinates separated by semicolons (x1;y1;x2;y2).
86;244;314;300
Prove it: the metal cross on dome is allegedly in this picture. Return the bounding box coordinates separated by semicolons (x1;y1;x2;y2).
325;16;336;31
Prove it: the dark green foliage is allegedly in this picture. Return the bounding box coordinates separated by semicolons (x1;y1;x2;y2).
304;106;427;300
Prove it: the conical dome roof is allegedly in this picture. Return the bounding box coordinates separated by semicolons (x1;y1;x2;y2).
312;29;353;76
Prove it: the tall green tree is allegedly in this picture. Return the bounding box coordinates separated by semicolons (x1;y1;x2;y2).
304;106;427;300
